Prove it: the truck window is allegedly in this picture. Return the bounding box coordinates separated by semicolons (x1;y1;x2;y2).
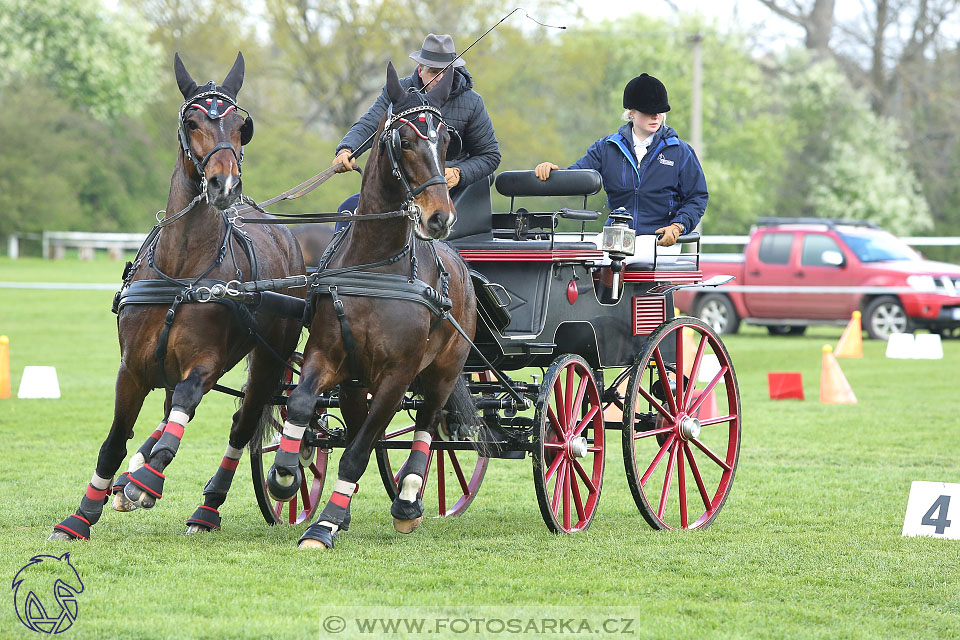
801;234;842;266
757;233;792;265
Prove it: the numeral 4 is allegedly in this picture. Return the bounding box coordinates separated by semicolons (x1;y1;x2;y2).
921;495;952;535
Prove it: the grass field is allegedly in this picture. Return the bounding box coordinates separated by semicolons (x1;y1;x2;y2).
1;256;959;639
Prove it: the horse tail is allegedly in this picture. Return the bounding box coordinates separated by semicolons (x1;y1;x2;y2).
444;375;496;458
247;366;288;455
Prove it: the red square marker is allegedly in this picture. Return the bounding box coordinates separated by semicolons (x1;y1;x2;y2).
768;372;804;400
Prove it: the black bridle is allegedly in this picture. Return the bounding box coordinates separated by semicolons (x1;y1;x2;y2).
379;103;452;232
177;83;253;188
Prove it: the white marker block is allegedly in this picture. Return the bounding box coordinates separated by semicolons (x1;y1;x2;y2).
697;354;721;383
902;481;960;539
885;333;914;359
17;366;61;399
914;334;944;360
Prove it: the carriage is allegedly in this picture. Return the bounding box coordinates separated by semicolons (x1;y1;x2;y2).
250;169;741;534
52;56;739;545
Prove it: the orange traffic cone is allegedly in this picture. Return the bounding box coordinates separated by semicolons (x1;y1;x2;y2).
0;335;9;399
682;327;696;378
820;345;856;404
836;311;863;358
690;387;718;419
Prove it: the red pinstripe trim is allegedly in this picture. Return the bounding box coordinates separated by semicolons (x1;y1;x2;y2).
144;465;165;478
411;440;431;455
54;524;88;541
220;457;240;471
197;505;219;514
280;436;301;453
165;422;185;439
127;475;162;498
150;428;164;439
73;513;91;525
85;485;109;501
330;491;351;508
458;250;604;262
622;270;703;283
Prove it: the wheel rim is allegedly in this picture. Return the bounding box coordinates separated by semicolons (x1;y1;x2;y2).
376;388;488;517
623;318;740;530
871;302;907;337
251;352;328;525
699;300;727;333
533;355;605;533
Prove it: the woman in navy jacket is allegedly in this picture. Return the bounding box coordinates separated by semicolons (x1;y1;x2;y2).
535;73;707;247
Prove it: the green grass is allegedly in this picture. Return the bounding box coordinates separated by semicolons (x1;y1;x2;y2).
1;257;959;639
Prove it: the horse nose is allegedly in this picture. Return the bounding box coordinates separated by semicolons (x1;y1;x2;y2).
206;174;241;209
426;210;453;238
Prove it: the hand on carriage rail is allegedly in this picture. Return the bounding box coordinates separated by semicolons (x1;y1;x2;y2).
654;223;685;247
534;162;559;180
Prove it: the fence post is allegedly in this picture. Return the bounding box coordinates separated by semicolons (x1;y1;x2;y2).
6;235;18;259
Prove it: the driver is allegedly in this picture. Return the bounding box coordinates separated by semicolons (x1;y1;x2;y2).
333;33;501;224
534;73;707;251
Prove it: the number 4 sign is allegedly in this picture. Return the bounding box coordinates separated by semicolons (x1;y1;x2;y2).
902;481;960;539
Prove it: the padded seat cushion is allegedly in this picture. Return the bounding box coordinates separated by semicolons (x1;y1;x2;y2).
447;232;599;253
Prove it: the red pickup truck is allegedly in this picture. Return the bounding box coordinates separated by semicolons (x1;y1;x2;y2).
674;218;960;339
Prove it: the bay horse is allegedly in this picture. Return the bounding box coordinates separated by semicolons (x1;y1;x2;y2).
264;62;476;549
50;52;306;541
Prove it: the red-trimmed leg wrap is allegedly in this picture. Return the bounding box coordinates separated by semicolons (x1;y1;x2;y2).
316;489;353;529
112;473;130;495
201;453;241;506
150;421;184;459
53;514;91;541
76;483;110;526
113;426;164;494
186;505;221;531
299;521;339;549
126;464;165;499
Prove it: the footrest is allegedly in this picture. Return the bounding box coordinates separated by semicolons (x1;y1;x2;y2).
186;505;221;531
127;464;165;499
53;514;91;541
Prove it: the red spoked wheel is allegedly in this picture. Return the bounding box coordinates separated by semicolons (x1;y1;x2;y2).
623;317;741;530
251;352;328;525
532;354;605;533
376;380;488;517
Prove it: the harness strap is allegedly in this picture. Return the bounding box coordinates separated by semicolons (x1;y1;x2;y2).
328;287;360;377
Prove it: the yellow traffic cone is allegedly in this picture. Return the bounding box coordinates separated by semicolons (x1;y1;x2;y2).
836;311;863;358
0;335;9;399
820;345;856;404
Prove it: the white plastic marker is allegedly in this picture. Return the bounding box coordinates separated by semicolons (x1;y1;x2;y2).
17;366;61;399
902;481;960;539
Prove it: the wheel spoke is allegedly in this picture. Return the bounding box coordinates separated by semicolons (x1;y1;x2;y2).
634;425;674;440
699;413;737;427
689;367;728;414
272;494;282;519
570;467;586;523
449;451;470;495
563;461;572;530
288;495;297;524
419;450;434;498
545;450;564;484
653;347;678;415
691;437;733;471
641;433;676;486
572;458;597;494
564;365;576;427
682;335;709;409
299;475;311;510
437;449;446;515
383;424;417;439
675;328;685;408
262;443;280;454
551;460;567;514
572;405;600;438
309;462;322;479
573;373;589;426
553;378;566;433
657;441;678;520
684;443;712;511
678;442;688;529
546;405;566;440
635;384;674;423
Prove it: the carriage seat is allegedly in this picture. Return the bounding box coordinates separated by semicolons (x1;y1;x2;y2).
446;175;494;241
623;258;700;272
447;232;599;252
495;169;602;198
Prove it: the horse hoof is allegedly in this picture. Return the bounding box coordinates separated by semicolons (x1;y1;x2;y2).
185;524;211;535
393;516;423;534
298;538;330;550
47;531;76;542
123;483;156;510
113;491;138;512
266;466;302;503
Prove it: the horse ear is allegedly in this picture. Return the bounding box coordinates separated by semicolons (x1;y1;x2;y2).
425;65;454;106
221;51;245;98
174;53;198;100
385;61;404;104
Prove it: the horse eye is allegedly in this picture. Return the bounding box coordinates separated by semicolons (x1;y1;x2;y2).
400;139;412;150
186;120;199;131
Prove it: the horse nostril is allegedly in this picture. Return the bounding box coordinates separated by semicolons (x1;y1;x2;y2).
207;176;222;191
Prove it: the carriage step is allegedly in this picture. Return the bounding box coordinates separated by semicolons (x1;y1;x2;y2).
486;449;526;460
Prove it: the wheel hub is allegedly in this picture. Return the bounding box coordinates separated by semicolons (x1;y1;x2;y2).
679;415;701;441
566;436;588;458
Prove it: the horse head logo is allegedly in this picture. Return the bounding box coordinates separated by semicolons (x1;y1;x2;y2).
11;553;84;634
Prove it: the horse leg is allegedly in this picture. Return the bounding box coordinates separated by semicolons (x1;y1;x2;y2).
112;392;173;511
50;366;148;540
123;367;208;509
298;379;411;550
186;349;287;534
264;368;325;503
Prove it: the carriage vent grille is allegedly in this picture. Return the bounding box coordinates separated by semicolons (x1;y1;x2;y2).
633;296;666;336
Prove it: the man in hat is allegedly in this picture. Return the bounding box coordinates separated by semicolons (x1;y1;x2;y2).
535;73;707;248
334;33;500;205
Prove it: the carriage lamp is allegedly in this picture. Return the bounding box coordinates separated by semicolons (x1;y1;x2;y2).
601;209;635;301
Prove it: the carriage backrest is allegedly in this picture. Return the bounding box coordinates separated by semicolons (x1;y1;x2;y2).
495;169;602;198
446;174;494;241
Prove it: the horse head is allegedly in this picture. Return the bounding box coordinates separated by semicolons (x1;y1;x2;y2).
174;52;254;210
380;61;456;240
12;553;84;633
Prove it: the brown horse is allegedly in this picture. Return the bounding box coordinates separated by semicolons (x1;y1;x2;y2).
50;53;306;541
263;62;476;549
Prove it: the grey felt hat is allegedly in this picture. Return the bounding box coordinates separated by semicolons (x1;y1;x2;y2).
409;34;465;68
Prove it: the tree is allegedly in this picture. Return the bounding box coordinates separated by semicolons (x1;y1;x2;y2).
755;0;836;59
0;0;159;119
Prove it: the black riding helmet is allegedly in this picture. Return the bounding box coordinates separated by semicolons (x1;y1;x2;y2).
622;73;671;113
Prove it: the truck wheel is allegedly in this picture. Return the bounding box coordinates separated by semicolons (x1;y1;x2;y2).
864;296;913;340
767;325;806;336
695;294;740;335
